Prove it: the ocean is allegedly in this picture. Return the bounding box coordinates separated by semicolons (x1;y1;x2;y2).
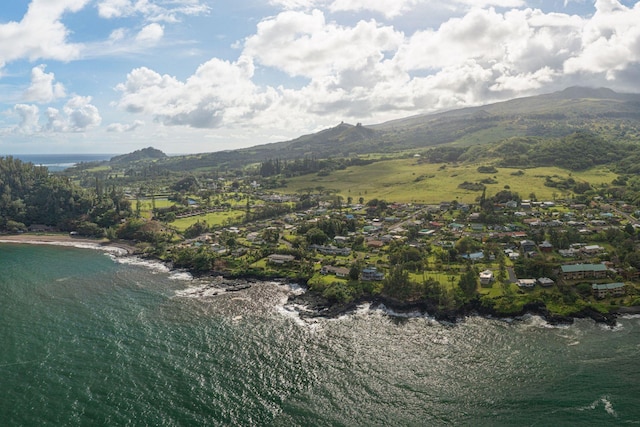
1;242;639;426
7;154;114;171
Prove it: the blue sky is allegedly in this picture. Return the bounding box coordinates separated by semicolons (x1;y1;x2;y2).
1;0;639;154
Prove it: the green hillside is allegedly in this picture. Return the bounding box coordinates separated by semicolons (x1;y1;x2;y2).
67;87;640;177
277;158;616;204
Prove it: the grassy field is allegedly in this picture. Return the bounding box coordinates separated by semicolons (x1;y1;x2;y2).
170;211;245;231
279;159;616;204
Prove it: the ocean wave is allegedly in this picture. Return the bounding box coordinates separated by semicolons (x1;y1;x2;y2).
368;303;438;321
619;314;640;319
578;396;618;417
168;270;194;281
175;283;223;298
112;255;170;273
276;303;319;329
599;321;624;332
282;282;306;296
517;314;571;329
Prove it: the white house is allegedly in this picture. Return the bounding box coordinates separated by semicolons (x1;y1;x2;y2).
479;270;494;285
517;279;536;288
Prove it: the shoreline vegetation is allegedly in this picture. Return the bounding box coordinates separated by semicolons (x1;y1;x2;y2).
1;233;630;327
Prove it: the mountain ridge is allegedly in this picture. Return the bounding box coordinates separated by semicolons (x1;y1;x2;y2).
74;86;640;173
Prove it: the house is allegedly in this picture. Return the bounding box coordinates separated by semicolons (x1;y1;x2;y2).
470;223;484;232
581;245;604;256
560;263;608;280
449;223;465;231
468;212;482;222
520;240;537;253
361;267;385;281
366;240;384;249
309;244;351;256
505;200;519;209
539;241;553;253
461;251;484;261
267;254;295;265
537;277;555;287
320;265;350;278
592;283;625;298
479;270;493;285
517;279;537;288
558;249;577;258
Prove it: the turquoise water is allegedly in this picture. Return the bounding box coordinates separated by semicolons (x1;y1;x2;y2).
8;154;114;171
1;243;639;426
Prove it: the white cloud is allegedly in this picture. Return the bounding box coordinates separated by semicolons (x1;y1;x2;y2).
271;0;526;17
23;65;66;103
45;95;102;132
115;56;279;128
563;0;640;77
268;0;319;10
454;0;525;7
243;10;403;79
0;0;88;69
109;28;127;42
108;0;640;147
13;104;40;134
329;0;423;18
97;0;210;22
136;23;164;44
107;120;144;132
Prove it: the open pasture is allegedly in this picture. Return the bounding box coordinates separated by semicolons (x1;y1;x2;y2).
280;159;616;204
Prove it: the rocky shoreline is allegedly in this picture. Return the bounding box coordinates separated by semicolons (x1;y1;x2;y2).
0;234;624;326
285;286;620;327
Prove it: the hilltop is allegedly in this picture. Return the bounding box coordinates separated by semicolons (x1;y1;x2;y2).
109;147;168;164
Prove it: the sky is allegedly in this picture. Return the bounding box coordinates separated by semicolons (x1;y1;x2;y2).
1;0;639;155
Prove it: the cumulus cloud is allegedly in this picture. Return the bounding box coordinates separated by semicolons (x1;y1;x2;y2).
0;0;88;69
563;0;640;78
13;104;40;134
136;23;164;44
243;10;403;79
23;65;66;103
112;0;640;140
107;120;144;132
44;95;102;132
115;56;279;128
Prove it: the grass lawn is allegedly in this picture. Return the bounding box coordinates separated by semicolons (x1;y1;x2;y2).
138;198;175;218
169;211;245;231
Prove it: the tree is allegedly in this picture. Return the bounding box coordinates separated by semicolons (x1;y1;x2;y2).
624;223;635;236
383;265;416;299
349;263;361;281
458;266;478;301
455;236;481;255
183;220;209;239
305;227;329;245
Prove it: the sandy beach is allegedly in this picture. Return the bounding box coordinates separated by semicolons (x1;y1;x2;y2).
0;233;137;255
